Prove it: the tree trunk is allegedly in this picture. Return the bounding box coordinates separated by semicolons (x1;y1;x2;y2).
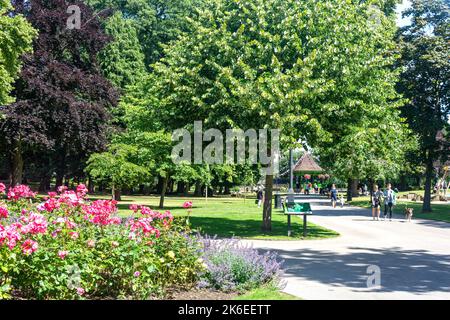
176;181;185;194
159;175;169;209
114;188;122;201
184;183;190;197
39;175;51;192
55;173;64;190
400;175;407;191
156;176;163;194
262;174;273;232
88;176;95;193
224;183;231;195
10;140;24;186
194;181;202;196
347;178;353;202
423;155;433;213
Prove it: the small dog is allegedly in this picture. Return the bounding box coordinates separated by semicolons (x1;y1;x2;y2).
405;207;414;222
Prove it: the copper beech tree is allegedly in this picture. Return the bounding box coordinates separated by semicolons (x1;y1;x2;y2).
0;0;118;188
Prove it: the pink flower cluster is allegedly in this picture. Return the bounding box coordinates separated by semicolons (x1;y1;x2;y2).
1;184;177;258
129;217;161;239
0;183;6;194
0;204;8;219
20;212;48;235
0;223;22;249
183;201;193;209
21;239;38;255
7;185;37;201
84;200;121;226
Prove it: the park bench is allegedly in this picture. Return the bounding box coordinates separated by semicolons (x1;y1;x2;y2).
282;200;313;237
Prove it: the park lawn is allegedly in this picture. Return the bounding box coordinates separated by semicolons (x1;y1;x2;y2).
235;287;300;300
91;194;339;240
349;196;450;223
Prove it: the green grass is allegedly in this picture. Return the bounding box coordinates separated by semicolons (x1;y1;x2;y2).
235;287;300;300
90;194;339;240
349;195;450;223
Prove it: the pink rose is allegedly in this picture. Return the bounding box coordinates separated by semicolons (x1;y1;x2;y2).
0;206;8;219
58;250;69;259
76;288;85;296
183;201;193;209
69;232;79;240
21;239;38;255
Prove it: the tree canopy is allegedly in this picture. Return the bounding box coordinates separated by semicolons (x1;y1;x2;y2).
0;0;37;105
0;0;118;187
396;0;450;212
125;0;412;230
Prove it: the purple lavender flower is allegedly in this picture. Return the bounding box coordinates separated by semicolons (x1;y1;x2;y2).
198;236;283;292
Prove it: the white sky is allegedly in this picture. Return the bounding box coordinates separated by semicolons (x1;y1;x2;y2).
396;0;412;27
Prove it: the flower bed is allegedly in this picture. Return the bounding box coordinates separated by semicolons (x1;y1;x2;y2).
0;184;203;299
0;184;283;300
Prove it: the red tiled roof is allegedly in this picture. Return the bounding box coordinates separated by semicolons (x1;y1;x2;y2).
293;153;324;174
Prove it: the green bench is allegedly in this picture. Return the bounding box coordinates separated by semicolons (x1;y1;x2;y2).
282;201;313;237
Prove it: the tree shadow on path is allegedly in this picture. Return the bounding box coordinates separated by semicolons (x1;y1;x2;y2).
262;246;450;294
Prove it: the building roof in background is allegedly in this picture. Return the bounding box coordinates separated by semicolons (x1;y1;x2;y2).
293;153;324;174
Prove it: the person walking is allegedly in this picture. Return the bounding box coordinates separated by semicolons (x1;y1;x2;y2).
363;184;368;196
383;183;396;221
371;185;383;221
330;184;338;208
256;188;264;208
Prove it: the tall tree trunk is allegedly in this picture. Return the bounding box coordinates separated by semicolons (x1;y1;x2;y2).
10;140;24;186
194;181;202;196
114;188;122;201
184;182;190;197
39;175;51;192
55;172;64;189
176;181;185;194
262;174;273;232
156;176;163;194
423;155;433;213
224;183;231;195
347;178;353;202
352;179;359;197
159;174;169;209
88;176;95;193
400;175;407;191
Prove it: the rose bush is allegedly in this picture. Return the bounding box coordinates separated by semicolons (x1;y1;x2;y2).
0;185;203;299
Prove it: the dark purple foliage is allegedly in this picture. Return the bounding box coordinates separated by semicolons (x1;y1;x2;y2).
0;0;118;186
199;237;283;292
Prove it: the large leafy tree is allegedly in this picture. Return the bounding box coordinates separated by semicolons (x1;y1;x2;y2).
0;0;118;187
87;0;206;68
138;0;410;231
396;0;450;212
0;0;36;105
86;143;149;200
98;11;146;90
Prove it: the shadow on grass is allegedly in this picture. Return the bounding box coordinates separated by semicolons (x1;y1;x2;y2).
188;216;339;240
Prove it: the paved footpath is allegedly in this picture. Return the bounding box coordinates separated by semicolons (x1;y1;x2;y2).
245;196;450;300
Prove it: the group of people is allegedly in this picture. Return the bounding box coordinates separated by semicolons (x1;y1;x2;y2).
329;183;399;221
297;182;323;195
329;184;345;208
434;179;448;197
371;183;398;221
